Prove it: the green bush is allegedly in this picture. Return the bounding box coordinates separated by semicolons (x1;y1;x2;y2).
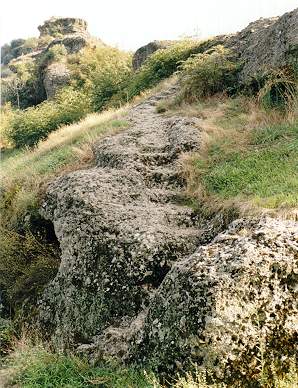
7;87;91;148
1;60;44;109
110;39;223;106
69;46;132;110
0;103;17;148
178;45;239;101
40;44;68;67
125;40;208;99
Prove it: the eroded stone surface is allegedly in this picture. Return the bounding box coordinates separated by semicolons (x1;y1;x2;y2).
227;8;298;82
38;86;209;348
134;217;298;383
43;62;71;98
38;17;88;37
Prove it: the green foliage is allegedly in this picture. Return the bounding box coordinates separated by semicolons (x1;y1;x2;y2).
1;38;38;65
12;346;155;388
7;87;91;148
178;45;239;101
69;46;132;110
0;103;16;148
0;319;14;357
195;120;298;208
0;227;59;308
22;37;39;52
1;59;44;108
41;44;68;66
37;35;54;49
257;66;298;111
111;39;218;105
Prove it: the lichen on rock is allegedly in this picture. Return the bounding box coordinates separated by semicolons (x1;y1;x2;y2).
133;217;298;383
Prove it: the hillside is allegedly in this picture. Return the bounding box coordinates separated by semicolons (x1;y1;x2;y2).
0;8;298;388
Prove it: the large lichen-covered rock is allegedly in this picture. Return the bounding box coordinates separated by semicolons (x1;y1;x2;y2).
227;8;298;82
133;217;298;384
132;40;174;70
38;17;88;38
43;62;71;98
38;87;212;349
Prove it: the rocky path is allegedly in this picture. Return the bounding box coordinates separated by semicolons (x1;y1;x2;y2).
38;85;205;350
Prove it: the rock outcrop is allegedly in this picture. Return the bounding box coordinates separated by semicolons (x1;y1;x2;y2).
132;8;298;80
38;85;214;348
133;217;298;382
35;8;298;383
38;17;88;37
227;7;298;82
132;40;174;70
43;62;71;98
3;17;104;103
38;82;298;383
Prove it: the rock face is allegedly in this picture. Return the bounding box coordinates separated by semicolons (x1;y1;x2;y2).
134;217;298;383
132;40;174;70
38;86;214;348
38;17;88;37
36;8;298;382
38;84;298;383
43;62;71;98
132;8;298;80
227;8;298;82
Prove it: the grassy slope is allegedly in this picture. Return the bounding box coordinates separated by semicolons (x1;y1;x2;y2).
0;109;128;227
201;119;298;209
165;95;298;214
1;80;298;387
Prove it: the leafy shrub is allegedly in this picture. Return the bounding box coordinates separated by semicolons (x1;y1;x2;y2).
178;45;239;101
7;87;91;147
124;40;209;100
22;37;39;52
258;66;298;112
69;46;132;110
40;44;68;66
1;59;44;109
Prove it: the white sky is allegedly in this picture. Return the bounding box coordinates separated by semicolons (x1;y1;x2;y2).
1;0;297;51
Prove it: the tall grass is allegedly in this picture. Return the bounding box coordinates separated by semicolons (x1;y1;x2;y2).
5;342;298;387
6;343;157;388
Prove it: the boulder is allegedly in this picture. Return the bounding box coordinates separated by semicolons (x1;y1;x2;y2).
133;217;298;383
43;62;71;99
132;40;174;70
